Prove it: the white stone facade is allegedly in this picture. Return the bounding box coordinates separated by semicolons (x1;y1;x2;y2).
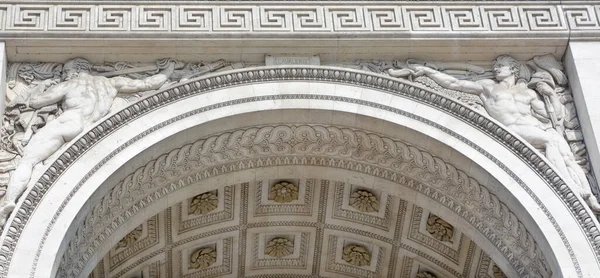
0;1;600;278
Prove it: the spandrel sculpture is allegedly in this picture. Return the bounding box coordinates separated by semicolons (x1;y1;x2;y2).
0;58;244;228
389;54;600;214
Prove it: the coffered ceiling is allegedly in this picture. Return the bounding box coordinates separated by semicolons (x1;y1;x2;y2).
88;178;506;278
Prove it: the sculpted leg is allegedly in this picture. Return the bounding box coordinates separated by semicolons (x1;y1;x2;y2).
0;112;84;228
510;125;580;188
543;140;579;188
509;124;600;212
552;131;600;212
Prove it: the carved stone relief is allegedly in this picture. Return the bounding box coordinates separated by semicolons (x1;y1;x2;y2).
2;2;600;40
386;54;600;214
189;191;219;216
87;180;507;278
268;181;299;203
349;189;380;213
342;244;371;267
61;124;550;278
189;247;217;269
426;214;454;243
4;61;596;278
355;55;597;211
264;237;294;258
0;58;245;228
116;225;143;250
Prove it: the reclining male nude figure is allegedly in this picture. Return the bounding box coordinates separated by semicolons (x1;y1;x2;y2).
390;55;600;213
0;58;177;228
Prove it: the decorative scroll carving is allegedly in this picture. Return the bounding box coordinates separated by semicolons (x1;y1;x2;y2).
189;191;218;215
342;244;371;267
264;237;294;258
349;189;380;213
416;271;437;278
389;54;600;215
116;225;143;250
0;58;241;228
426;214;454;243
268;181;299;203
189;247;217;269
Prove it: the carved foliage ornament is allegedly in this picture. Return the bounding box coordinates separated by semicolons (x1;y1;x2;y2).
349;189;379;213
61;124;550;278
116;225;142;250
268;181;299;203
264;237;294;258
189;247;217;269
342;244;371;267
189;191;218;215
426;214;454;243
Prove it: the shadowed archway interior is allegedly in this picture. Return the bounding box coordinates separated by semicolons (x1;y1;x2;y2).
61;110;544;278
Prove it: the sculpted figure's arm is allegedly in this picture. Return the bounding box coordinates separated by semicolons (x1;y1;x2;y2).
109;61;176;94
391;65;487;95
530;97;550;121
533;82;564;120
28;80;67;109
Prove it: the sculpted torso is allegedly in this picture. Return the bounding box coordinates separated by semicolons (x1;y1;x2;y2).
60;73;117;126
480;82;542;129
0;58;177;229
388;55;600;214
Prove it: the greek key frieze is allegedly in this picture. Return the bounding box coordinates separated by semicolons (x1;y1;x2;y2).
0;2;597;36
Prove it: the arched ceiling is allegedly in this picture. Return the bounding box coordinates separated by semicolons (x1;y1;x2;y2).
87;178;508;278
7;68;599;278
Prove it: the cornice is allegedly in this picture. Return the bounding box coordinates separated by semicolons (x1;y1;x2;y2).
0;1;598;40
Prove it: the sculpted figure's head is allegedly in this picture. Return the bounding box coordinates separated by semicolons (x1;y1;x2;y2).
63;58;92;80
492;55;519;81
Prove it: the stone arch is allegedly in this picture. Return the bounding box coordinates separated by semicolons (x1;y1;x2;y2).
0;66;598;278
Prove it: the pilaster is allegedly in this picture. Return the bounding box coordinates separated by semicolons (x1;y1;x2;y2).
565;42;600;193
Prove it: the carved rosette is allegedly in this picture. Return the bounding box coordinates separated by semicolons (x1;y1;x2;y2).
189;247;217;269
189;191;218;215
342;244;371;267
416;271;437;278
493;264;507;278
116;225;142;250
349;189;379;213
426;214;454;243
264;237;294;258
268;181;299;203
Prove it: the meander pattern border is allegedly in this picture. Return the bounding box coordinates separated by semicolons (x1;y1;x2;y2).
0;65;596;277
0;1;600;38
